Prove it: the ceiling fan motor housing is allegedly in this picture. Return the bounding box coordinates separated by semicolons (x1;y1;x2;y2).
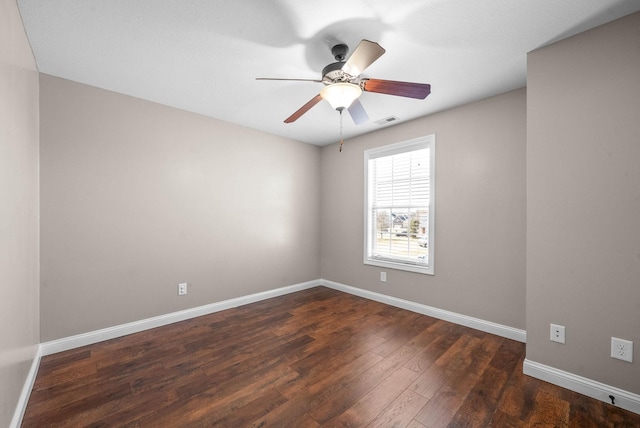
322;62;352;83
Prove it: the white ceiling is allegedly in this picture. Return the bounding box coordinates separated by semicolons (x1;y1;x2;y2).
17;0;640;146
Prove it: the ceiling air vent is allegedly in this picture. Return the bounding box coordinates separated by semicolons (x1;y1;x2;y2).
374;116;399;126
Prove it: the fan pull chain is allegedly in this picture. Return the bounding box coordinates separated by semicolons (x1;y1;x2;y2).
339;109;344;152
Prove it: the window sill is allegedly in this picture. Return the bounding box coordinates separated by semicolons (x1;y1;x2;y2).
364;258;434;275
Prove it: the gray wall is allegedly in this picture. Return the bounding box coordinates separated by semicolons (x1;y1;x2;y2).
527;12;640;394
40;74;320;341
320;88;527;330
0;0;40;425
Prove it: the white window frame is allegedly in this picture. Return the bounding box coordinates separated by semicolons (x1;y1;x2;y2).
363;135;435;275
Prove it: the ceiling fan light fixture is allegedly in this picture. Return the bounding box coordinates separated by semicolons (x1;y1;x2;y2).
320;82;362;110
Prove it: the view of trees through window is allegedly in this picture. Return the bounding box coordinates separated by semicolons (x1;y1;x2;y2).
373;209;429;263
372;208;429;263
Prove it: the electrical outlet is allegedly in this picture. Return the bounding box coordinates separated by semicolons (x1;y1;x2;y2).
550;323;566;344
611;337;633;363
178;283;188;296
380;272;387;282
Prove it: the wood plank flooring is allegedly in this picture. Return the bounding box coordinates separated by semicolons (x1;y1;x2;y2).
23;287;640;427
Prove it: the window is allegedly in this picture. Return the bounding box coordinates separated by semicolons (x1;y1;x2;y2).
364;135;435;275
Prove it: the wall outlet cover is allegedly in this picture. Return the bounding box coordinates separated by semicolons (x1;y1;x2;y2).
550;323;566;344
178;283;188;296
611;337;633;363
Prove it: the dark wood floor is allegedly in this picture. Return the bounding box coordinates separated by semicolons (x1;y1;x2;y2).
23;286;640;427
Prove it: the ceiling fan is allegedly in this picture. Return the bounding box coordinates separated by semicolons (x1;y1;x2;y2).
257;40;431;126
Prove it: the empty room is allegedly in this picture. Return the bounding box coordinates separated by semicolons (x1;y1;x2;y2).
2;0;640;426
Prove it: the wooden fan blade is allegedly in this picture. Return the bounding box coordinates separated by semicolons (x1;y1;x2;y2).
342;40;385;77
284;94;323;123
347;99;369;125
361;79;431;99
256;77;323;83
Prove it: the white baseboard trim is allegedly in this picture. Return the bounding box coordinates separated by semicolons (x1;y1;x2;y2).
39;279;526;357
10;345;42;428
39;278;526;358
320;279;526;343
524;359;640;415
40;280;320;356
